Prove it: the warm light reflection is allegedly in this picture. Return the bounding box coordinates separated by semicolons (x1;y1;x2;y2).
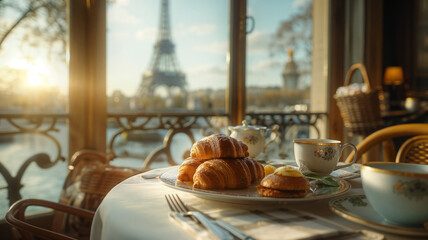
10;59;48;88
27;69;43;86
384;66;404;85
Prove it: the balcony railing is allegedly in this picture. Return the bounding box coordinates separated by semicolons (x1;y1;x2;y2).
0;111;326;213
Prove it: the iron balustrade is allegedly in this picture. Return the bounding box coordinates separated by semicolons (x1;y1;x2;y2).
0;113;68;206
0;111;326;208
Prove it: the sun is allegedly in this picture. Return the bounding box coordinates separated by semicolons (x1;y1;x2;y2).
27;69;43;86
10;59;48;87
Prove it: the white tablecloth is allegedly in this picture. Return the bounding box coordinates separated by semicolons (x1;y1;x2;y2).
90;168;416;240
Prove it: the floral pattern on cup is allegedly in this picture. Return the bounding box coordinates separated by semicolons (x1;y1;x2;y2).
314;146;336;161
393;179;428;200
333;195;367;212
243;135;259;145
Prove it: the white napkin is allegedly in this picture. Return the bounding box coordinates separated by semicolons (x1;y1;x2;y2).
184;201;383;240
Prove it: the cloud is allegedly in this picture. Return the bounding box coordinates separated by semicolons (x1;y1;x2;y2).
116;0;130;5
194;42;228;54
250;59;282;71
185;64;228;90
247;31;272;54
108;6;140;24
293;0;311;8
135;27;158;41
109;31;130;40
188;24;217;36
174;23;217;39
187;64;227;77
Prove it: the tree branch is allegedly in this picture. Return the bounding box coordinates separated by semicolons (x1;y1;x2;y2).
0;3;46;49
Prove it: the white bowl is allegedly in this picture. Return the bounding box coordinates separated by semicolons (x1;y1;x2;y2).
361;163;428;227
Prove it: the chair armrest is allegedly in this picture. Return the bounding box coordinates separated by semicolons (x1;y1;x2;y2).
6;199;94;240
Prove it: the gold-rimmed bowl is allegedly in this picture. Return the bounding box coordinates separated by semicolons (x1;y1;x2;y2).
361;162;428;227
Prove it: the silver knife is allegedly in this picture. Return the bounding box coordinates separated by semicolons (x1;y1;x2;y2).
169;212;204;237
169;210;234;240
215;219;255;240
187;211;235;240
188;206;255;240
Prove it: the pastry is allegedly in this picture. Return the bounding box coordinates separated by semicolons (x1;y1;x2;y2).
257;166;310;198
177;158;209;182
190;134;249;159
263;165;277;176
192;158;264;190
177;134;263;190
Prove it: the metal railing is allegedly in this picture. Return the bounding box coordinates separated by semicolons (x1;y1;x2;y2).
0;111;326;208
0;113;68;206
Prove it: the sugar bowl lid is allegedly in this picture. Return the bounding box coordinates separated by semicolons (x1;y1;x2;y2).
228;120;267;131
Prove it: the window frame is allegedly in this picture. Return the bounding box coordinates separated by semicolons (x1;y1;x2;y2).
68;0;333;158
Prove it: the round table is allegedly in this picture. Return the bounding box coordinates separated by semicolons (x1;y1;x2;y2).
90;167;422;240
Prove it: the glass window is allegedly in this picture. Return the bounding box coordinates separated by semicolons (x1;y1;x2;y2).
0;0;68;216
106;0;229;167
107;0;228;112
246;0;312;113
245;0;314;159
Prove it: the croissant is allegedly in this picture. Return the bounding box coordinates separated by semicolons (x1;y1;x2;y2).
177;158;209;182
190;134;249;159
192;158;264;190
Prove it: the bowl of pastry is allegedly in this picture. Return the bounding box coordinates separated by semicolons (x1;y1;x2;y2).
168;134;349;203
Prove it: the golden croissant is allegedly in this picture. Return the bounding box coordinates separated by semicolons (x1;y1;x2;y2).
192;158;264;190
190;134;249;159
177;158;209;182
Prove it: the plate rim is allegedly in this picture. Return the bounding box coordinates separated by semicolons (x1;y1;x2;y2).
329;194;428;236
159;166;351;203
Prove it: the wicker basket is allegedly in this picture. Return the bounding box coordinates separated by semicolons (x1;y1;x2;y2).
334;63;383;136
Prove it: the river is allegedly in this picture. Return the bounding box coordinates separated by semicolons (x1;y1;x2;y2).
0;123;200;217
0;122;292;217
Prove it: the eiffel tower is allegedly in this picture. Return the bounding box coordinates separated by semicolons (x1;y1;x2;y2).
135;0;186;107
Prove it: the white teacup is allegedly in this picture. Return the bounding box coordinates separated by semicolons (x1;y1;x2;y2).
293;139;357;175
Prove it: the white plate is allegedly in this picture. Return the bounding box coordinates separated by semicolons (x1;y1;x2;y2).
329;195;428;236
159;167;351;204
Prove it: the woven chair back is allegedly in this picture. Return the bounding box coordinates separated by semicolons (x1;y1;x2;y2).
396;135;428;164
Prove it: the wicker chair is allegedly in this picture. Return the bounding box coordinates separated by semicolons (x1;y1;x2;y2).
6;149;143;240
54;150;142;237
59;150;142;211
396;135;428;164
5;199;94;240
345;123;428;163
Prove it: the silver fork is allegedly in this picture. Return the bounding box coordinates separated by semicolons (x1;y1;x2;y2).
165;194;234;240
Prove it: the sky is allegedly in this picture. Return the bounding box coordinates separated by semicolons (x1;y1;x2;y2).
107;0;310;96
0;0;310;97
0;0;67;94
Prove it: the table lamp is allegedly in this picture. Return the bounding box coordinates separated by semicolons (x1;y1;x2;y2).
383;66;405;110
384;66;404;85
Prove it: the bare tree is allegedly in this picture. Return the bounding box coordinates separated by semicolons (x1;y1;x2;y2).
0;0;66;61
269;1;312;63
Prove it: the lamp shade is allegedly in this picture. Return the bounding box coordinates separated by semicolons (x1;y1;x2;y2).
384;66;404;85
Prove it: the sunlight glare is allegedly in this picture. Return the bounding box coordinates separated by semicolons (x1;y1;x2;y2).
27;69;43;86
10;59;48;87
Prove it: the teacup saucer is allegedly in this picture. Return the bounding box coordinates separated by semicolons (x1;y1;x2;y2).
329;195;428;236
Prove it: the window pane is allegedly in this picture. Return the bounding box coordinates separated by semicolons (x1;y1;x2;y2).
107;0;228;112
106;0;229;168
0;0;68;216
246;0;312;112
245;0;313;159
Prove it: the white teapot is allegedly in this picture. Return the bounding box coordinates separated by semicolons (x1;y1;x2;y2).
228;120;279;159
